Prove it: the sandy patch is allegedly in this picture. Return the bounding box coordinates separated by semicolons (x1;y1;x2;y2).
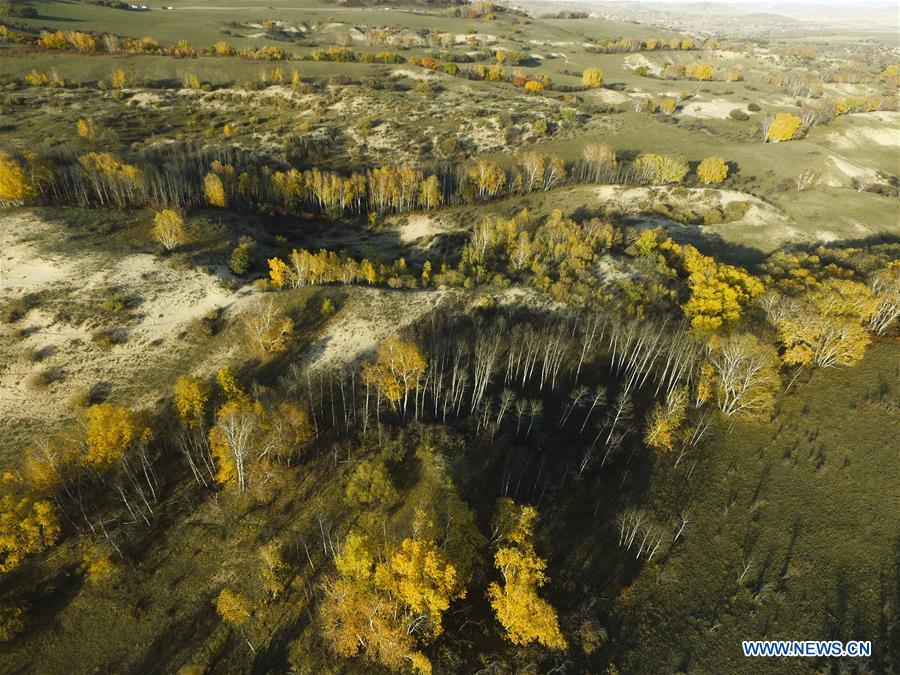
588;89;630;105
1;213;82;292
460;118;506;154
680;99;744;119
594;185;786;229
624;54;660;76
397;214;442;243
527;39;574;47
0;212;252;440
127;91;166;108
391;68;438;81
824;156;877;187
456;33;497;45
306;288;446;368
822;117;899;153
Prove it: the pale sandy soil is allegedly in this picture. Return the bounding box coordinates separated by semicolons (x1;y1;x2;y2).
710;50;743;61
0;212;252;441
823;113;899;151
305;287;447;369
593;185;799;248
587;88;631;105
680;99;745;119
0;210;452;452
456;33;497;45
460;118;506;154
624;54;661;76
825;157;877;186
595;185;784;225
127;91;167;108
391;68;438;81
396;214;443;243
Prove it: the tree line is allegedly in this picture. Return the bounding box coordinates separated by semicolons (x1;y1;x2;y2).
0;141;740;214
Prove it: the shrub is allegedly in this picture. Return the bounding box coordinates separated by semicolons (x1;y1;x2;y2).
229;236;256;276
185;308;221;341
70;382;111;409
92;328;128;350
729;109;750;121
0;295;39;324
723;201;750;221
28;366;66;389
697;156;728;184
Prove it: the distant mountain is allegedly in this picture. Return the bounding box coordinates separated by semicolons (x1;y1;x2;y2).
524;0;899;35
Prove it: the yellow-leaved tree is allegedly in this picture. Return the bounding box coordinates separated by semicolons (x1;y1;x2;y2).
320;531;438;675
152;209;185;251
203;172;226;207
487;498;567;650
685;62;714;81
763;278;877;368
581;67;603;88
83;403;146;471
765;112;802;143
0;152;32;206
708;333;780;417
634;153;689;185
243;298;294;354
373;537;465;638
215;588;256;652
362;337;427;416
644;386;689;454
174;375;210;429
696;156;728;184
208;399;265;492
0;473;61;574
675;243;764;332
344;457;399;511
76;117;96;139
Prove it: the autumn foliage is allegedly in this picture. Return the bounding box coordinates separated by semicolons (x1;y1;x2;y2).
487;499;567;650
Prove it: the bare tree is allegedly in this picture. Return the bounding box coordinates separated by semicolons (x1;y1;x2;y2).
709;334;779;417
792;167;819;192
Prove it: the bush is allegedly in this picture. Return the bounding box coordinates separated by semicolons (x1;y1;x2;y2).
8;5;38;18
23;345;55;363
0;604;26;642
229;236;256;276
70;381;111;409
99;288;135;315
92;328;128;350
747;102;761;112
28;366;66;389
0;295;39;324
729;109;750;121
723;201;750;221
185;308;222;340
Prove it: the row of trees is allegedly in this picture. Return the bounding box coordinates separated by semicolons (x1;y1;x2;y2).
588;36;702;54
30;29;289;60
0;143;735;214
